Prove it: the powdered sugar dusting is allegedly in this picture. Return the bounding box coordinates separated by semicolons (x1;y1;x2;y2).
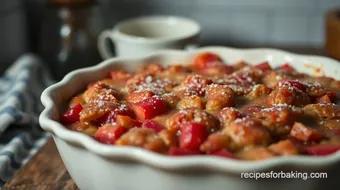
234;117;249;124
145;75;152;83
133;78;175;95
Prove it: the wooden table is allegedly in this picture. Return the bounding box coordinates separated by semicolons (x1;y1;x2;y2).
2;138;79;190
1;47;329;190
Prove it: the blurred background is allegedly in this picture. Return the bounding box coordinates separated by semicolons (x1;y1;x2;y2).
1;0;339;76
1;1;340;188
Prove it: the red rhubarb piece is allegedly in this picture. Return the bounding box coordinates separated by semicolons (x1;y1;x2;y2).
254;62;272;71
61;104;83;124
141;120;165;133
94;125;127;145
305;144;340;156
131;97;168;121
193;52;222;69
279;63;295;72
278;80;306;92
179;123;208;151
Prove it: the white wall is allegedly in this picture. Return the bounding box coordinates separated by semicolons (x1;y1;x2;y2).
98;0;340;47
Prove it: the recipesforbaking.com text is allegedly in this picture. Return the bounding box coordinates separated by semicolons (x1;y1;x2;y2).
240;171;327;180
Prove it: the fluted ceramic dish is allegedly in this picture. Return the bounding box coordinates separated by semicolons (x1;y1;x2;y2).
39;47;340;190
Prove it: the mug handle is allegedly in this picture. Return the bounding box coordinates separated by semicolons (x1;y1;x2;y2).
185;44;199;51
185;36;200;51
98;30;115;60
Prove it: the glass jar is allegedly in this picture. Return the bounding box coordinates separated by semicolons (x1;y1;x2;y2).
39;0;102;80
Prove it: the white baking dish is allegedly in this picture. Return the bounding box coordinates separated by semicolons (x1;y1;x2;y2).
39;47;340;190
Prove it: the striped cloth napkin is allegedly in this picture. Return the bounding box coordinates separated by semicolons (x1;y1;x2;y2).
0;54;54;186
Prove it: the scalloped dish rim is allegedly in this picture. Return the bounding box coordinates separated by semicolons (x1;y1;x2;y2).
39;46;340;173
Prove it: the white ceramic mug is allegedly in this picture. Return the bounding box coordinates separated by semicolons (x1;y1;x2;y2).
98;15;200;59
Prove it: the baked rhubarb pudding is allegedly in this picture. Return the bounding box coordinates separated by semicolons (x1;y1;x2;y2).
60;52;340;160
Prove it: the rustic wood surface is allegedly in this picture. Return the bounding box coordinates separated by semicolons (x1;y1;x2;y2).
1;47;329;190
2;138;79;190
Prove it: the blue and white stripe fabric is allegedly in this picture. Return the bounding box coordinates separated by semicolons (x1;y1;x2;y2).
0;54;54;186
